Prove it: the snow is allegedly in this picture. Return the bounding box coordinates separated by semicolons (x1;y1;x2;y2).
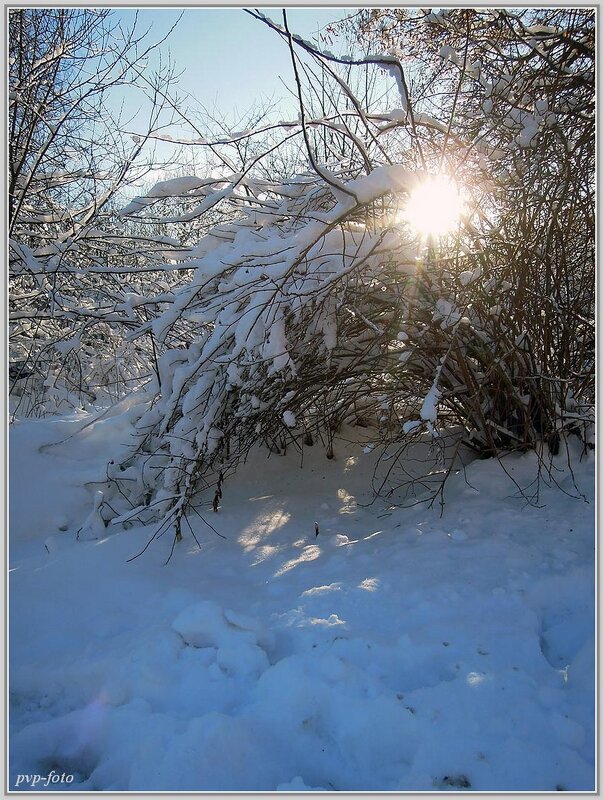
439;45;460;65
380;63;408;113
344;164;414;204
420;378;441;424
118;175;228;216
76;490;107;541
9;411;595;792
282;410;297;428
459;266;482;286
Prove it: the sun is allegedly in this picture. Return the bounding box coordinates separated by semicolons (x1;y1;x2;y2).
401;175;463;239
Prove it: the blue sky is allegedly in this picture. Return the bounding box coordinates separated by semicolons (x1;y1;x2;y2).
114;8;352;123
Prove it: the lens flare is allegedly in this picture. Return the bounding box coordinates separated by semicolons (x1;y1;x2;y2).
402;175;463;238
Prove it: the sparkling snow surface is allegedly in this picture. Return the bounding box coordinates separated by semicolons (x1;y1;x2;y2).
9;409;595;792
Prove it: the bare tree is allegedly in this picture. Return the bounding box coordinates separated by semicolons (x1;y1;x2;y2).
9;8;183;415
20;9;592;548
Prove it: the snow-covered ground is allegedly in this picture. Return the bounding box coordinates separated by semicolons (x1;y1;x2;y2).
9;407;595;792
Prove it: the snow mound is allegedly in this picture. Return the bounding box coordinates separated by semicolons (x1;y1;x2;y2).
172;600;272;653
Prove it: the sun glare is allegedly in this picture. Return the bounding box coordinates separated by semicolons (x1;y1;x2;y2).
402;175;463;239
